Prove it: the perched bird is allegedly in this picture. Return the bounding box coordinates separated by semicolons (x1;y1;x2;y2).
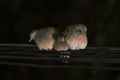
64;24;88;50
29;27;56;50
54;34;69;51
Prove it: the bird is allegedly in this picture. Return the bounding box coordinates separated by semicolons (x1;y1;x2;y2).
29;27;56;50
63;24;88;50
54;34;69;51
54;34;70;63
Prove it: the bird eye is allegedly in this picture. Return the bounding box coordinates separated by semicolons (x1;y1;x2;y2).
79;30;82;33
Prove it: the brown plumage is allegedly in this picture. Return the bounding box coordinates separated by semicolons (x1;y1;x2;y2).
54;34;69;51
29;27;56;50
64;24;88;50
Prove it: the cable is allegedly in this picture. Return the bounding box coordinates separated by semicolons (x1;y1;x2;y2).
0;43;120;70
0;60;120;70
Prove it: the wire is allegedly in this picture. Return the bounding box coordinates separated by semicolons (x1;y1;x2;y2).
0;43;120;70
0;60;120;70
0;55;120;63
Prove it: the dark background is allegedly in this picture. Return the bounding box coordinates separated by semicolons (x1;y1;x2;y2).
0;0;120;80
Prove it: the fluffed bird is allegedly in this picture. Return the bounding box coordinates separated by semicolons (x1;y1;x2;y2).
29;27;56;50
54;34;70;63
54;34;69;51
64;24;88;50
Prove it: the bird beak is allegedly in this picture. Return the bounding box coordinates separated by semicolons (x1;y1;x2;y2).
29;38;32;42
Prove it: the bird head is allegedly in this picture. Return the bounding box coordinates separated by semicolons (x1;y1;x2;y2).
57;34;66;42
29;30;38;42
76;24;87;34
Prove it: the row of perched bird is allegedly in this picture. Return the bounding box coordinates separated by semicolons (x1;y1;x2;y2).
29;24;88;51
